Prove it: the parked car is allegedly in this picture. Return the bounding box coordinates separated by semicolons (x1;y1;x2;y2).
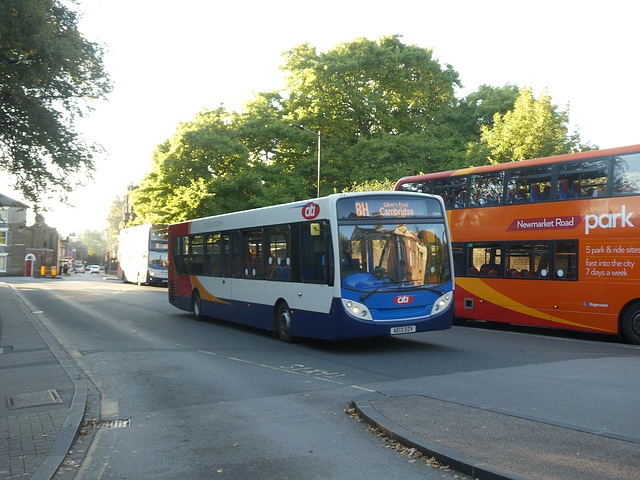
74;264;85;273
89;265;101;274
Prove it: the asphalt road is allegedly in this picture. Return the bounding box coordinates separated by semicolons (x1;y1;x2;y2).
7;274;639;479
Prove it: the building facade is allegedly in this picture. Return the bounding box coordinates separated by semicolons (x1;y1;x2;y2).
25;214;63;275
0;193;28;276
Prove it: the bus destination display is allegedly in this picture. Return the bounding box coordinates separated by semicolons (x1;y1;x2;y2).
337;196;439;219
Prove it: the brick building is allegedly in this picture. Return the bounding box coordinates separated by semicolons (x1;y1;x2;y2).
0;193;28;276
25;214;63;275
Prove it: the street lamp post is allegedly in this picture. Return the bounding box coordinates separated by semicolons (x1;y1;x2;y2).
291;124;323;198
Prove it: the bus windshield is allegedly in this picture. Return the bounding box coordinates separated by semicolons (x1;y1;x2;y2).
149;250;169;270
339;222;450;292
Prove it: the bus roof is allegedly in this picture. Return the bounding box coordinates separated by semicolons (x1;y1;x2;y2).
169;191;441;232
396;143;640;186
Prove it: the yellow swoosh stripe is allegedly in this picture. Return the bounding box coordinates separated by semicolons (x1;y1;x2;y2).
192;276;232;305
456;277;609;332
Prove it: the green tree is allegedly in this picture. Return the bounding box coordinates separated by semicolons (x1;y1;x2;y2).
479;87;594;164
106;195;124;240
342;178;396;193
131;107;262;224
79;229;107;264
0;0;111;206
282;35;466;191
454;84;520;140
131;37;597;220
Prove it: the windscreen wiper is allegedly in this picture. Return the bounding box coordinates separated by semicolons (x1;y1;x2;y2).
419;285;445;296
360;284;386;302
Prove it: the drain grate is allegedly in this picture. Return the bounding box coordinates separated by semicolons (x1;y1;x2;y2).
84;418;131;429
7;389;62;409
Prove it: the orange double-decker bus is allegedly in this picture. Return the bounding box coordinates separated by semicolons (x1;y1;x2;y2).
395;143;640;344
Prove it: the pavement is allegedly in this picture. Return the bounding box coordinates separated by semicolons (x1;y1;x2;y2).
352;355;640;480
2;280;640;480
0;282;87;480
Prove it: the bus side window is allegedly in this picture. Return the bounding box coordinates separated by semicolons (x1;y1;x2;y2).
190;235;205;275
266;225;291;281
432;177;467;209
180;235;190;274
470;171;504;207
469;243;502;277
300;221;330;284
242;228;264;279
207;233;221;277
221;233;231;277
172;236;187;275
230;231;242;278
613;153;640;196
554;241;577;280
506;243;549;279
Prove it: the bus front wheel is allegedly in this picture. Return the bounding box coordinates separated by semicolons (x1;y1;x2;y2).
622;303;640;345
276;303;294;343
192;291;204;321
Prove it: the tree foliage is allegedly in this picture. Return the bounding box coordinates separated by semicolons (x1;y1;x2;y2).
106;196;124;241
0;0;111;206
79;229;108;259
282;36;465;189
479;87;594;164
130;36;592;225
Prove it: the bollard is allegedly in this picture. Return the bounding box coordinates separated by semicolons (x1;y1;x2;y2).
41;265;46;276
51;266;57;276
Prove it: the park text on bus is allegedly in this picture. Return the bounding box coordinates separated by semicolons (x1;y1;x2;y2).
167;192;454;341
395;143;640;344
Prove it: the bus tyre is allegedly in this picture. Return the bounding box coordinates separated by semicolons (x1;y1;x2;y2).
192;291;204;321
622;303;640;345
276;303;294;343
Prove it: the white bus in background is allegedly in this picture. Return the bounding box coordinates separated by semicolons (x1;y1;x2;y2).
118;223;169;285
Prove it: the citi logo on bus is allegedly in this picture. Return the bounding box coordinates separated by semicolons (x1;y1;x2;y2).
394;295;414;305
301;202;320;220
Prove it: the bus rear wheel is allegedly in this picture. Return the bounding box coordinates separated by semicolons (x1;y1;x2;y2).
276;303;294;343
622;303;640;345
192;291;204;321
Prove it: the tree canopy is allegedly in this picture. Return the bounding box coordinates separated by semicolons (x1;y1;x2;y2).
0;0;111;206
478;87;593;164
128;35;592;225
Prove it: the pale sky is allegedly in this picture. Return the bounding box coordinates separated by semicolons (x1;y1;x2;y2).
3;0;638;236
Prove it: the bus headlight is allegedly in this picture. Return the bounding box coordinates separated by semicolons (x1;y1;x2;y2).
342;299;373;321
431;292;453;315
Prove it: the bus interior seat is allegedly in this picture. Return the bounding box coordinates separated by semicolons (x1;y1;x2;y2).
530;184;541;202
559;181;572;199
573;182;582;197
518;188;528;202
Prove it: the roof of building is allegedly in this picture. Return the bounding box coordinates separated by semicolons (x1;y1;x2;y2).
0;193;29;209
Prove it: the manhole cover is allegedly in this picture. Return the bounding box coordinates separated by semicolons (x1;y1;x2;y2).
7;389;62;409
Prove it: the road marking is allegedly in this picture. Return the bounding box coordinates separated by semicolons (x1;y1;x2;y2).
198;350;355;386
